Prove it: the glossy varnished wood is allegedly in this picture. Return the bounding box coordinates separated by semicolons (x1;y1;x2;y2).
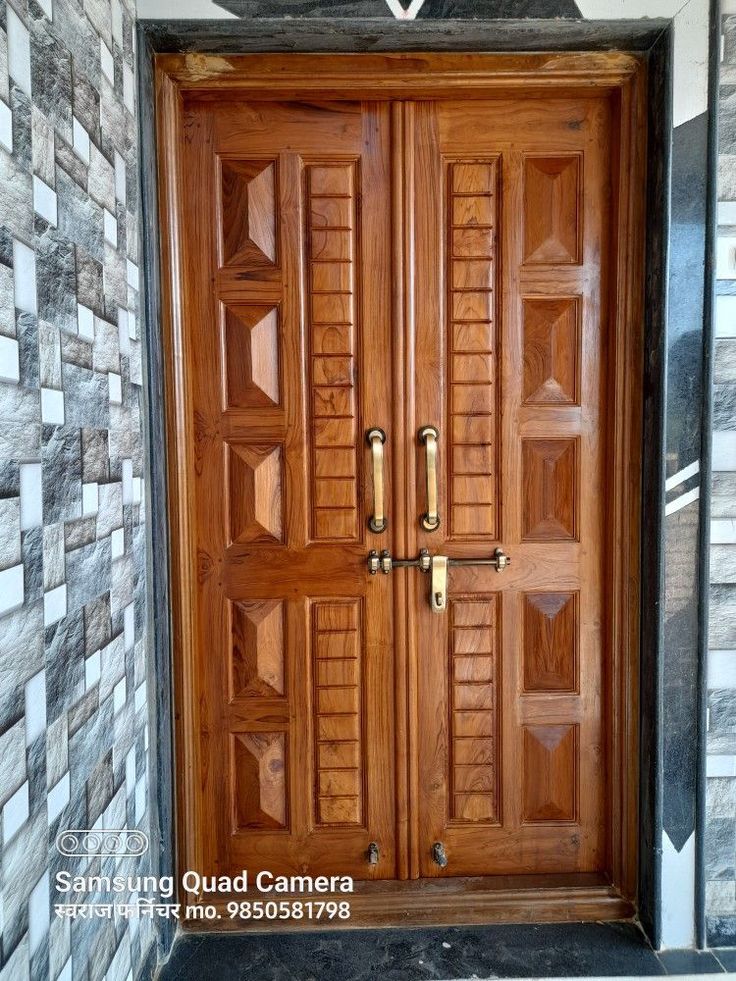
156;52;645;925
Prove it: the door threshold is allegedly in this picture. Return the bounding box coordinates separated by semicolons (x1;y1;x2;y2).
184;875;635;932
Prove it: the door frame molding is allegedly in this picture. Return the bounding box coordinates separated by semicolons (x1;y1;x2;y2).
140;33;667;942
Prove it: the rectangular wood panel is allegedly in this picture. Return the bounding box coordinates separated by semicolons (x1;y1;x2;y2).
447;159;499;542
312;599;364;827
522;724;579;823
306;163;360;542
449;596;499;824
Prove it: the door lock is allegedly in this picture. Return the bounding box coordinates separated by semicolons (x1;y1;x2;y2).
367;548;511;612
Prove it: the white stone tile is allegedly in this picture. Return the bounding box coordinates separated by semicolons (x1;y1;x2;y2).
40;388;64;425
113;677;126;714
707;754;736;776
6;8;31;97
0;100;12;153
712;519;736;544
713;431;736;472
718;236;736;280
47;772;70;825
126;260;139;291
82;482;98;516
108;371;122;404
720;201;736;226
100;40;115;84
709;651;736;689
0;564;24;616
114;151;126;205
28;872;49;957
85;650;101;689
125;747;136;794
77;303;94;340
128;310;137;340
103;209;117;247
122;458;133;504
132;477;142;506
111;526;124;560
36;0;53;18
3;780;28;842
124;602;134;651
19;463;42;529
123;64;135;113
117;307;129;356
72;117;90;164
716;295;736;338
58;958;72;981
43;583;67;627
32;176;57;227
13;239;37;315
0;335;19;383
111;0;123;46
24;670;46;745
134;776;145;823
134;682;146;712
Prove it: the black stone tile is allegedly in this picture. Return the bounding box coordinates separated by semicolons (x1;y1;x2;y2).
30;23;73;138
0;226;14;267
10;84;32;172
75;248;106;318
418;0;580;15
0;460;21;497
158;923;663;981
42;425;81;524
212;0;391;16
709;916;736;948
35;227;78;334
658;949;724;974
17;311;40;388
706;816;736;880
22;525;43;603
714;947;736;968
44;608;85;724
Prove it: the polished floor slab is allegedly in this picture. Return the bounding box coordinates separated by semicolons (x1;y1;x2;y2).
154;922;734;980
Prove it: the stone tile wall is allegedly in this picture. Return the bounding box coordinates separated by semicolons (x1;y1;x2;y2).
707;8;736;947
0;0;154;974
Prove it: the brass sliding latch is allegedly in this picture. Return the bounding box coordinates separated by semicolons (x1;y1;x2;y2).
367;547;511;613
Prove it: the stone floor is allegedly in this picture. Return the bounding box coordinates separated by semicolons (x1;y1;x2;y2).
155;922;736;980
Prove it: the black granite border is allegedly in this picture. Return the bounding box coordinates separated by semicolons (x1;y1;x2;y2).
137;16;673;961
698;0;721;950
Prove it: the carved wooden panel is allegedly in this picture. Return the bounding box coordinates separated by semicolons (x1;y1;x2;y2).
220;159;278;268
227;443;283;544
224;304;281;408
522;724;578;822
306;163;359;542
449;596;499;824
447;160;499;540
231;599;285;698
522;297;580;405
521;437;577;541
312;600;363;827
523;155;581;265
233;732;287;830
523;592;578;692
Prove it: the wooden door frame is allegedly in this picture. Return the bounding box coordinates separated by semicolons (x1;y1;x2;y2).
149;50;647;930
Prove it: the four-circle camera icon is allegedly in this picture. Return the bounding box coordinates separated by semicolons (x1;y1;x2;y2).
55;829;149;857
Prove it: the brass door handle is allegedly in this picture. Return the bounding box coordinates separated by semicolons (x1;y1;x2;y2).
366;428;387;533
419;426;440;531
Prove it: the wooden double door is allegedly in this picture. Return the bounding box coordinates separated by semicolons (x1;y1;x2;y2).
170;63;640;904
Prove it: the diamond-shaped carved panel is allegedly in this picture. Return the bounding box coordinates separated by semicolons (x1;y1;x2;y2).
228;444;283;544
523;297;579;404
233;732;287;830
523;156;581;265
224;304;280;408
521;438;577;542
220;159;278;268
522;724;578;823
232;599;285;698
523;592;578;692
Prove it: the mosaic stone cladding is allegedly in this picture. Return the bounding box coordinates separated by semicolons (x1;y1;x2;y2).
707;8;736;948
0;0;155;975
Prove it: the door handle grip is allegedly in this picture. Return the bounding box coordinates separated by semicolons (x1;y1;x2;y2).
419;426;440;531
366;428;387;533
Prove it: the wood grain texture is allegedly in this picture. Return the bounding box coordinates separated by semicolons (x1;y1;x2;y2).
156;53;645;918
